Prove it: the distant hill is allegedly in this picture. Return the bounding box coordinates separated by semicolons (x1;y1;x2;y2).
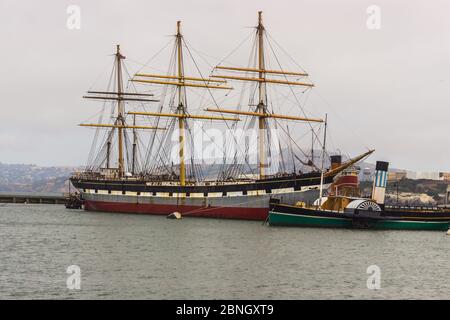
1;160;447;205
0;162;81;193
360;179;448;205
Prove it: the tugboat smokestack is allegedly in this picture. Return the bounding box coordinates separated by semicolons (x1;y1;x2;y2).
330;155;342;170
372;161;389;206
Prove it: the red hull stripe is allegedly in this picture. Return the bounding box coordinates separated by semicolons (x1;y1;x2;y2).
84;200;268;221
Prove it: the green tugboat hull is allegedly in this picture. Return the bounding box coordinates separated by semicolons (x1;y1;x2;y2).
269;211;450;231
269;211;353;228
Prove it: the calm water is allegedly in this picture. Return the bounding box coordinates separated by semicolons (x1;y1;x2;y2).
0;204;449;299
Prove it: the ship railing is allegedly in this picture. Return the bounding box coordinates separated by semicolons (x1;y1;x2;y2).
70;172;257;186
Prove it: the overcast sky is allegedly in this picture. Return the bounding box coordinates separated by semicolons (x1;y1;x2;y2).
0;0;449;171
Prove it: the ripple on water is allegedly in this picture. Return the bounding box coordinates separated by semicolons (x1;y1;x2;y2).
0;204;449;299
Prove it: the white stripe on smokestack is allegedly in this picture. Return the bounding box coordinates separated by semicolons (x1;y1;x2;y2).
372;161;389;205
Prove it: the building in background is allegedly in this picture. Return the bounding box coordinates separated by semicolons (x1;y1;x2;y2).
359;164;449;183
405;171;449;181
387;171;407;182
439;172;450;182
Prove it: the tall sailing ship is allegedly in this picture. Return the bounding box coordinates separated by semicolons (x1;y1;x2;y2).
70;12;373;220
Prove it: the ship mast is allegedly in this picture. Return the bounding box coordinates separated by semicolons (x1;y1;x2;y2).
257;11;267;179
116;45;125;177
311;128;315;166
130;21;240;186
207;11;322;180
106;139;111;169
132;114;137;175
318;114;328;207
176;21;186;186
80;45;163;177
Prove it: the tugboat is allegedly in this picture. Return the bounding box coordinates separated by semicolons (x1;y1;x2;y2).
65;192;83;209
269;161;450;231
